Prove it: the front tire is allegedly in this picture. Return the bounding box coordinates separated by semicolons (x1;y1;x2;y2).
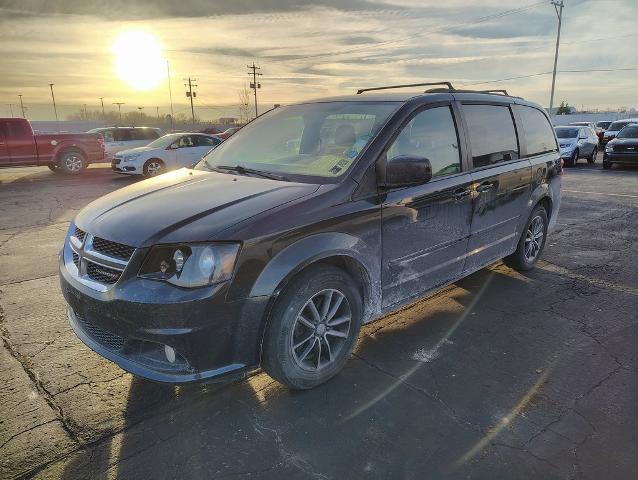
602;158;611;169
588;147;597;163
58;151;87;175
262;265;362;390
503;205;548;271
143;158;165;177
47;163;61;173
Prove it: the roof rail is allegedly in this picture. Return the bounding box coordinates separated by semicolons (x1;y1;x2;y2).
356;82;454;95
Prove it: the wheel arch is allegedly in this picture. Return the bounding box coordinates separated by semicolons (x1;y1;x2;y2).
54;145;87;164
250;232;380;363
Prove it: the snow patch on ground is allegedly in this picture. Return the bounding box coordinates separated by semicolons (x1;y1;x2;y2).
412;340;453;363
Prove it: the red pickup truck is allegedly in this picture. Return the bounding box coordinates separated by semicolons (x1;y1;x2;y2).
0;118;104;174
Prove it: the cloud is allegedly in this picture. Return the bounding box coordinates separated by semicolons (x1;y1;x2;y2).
0;0;400;19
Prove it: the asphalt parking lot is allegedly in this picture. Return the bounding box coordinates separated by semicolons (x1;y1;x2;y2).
1;158;636;480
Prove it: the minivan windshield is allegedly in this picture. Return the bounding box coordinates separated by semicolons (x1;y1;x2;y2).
554;127;579;139
617;126;638;138
196;101;399;182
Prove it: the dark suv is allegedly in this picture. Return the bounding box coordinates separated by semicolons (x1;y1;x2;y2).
59;83;562;389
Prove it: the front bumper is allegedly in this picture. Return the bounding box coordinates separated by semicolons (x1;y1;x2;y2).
59;251;269;384
603;151;638;165
111;158;141;175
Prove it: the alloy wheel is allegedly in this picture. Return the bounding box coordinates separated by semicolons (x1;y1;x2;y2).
65;155;83;172
146;161;163;176
524;215;544;262
290;288;351;372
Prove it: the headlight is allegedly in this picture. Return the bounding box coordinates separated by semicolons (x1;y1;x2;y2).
138;243;240;288
605;146;613;153
123;153;141;162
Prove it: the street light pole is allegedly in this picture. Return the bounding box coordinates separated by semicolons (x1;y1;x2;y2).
166;59;175;131
49;83;59;131
18;95;26;118
99;97;105;118
549;0;564;118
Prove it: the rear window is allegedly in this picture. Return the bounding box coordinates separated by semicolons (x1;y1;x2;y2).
554;127;579;138
463;104;519;168
596;121;611;129
518;106;557;156
139;129;160;140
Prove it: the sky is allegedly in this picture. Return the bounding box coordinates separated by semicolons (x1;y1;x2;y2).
0;0;636;121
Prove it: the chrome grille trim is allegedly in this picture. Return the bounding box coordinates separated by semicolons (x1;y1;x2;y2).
65;228;136;292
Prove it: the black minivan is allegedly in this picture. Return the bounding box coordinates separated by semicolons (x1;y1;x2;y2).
60;83;562;389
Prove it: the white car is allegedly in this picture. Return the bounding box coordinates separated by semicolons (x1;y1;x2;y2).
87;126;162;161
111;133;222;177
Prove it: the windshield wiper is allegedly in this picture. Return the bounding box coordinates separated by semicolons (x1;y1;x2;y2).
215;165;289;182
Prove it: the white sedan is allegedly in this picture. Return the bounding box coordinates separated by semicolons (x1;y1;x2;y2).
111;133;222;177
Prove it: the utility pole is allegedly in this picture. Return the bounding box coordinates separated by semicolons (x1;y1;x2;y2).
184;77;197;124
99;97;105;118
113;102;125;123
166;60;174;131
155;106;159;120
49;83;59;131
247;62;262;118
18;95;26;118
549;0;564;118
137;106;144;126
7;104;14;117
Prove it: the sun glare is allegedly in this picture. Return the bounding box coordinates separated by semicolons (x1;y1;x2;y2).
113;31;165;91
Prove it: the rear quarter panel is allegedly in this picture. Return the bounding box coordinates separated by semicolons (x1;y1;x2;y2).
35;133;104;164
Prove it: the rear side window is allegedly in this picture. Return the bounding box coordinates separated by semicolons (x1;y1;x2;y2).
101;130;115;142
113;129;132;141
463;104;519;168
517;106;558;156
6;120;31;138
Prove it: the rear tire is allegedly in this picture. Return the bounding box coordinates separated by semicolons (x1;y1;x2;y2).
58;150;87;175
143;158;165;177
262;265;362;390
587;147;597;163
503;205;548;271
602;159;611;170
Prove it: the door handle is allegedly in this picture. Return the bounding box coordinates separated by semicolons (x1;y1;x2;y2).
453;188;471;200
476;182;494;193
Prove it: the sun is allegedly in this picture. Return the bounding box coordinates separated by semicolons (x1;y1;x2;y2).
112;31;165;91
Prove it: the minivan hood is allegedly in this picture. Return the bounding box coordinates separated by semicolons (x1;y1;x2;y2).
75;169;319;246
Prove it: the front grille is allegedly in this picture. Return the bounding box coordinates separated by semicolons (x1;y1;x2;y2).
72;252;80;268
86;262;122;284
92;237;135;260
74;227;86;243
75;312;125;352
614;144;638;153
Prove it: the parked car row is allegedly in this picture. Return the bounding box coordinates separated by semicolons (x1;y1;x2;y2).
554;118;638;169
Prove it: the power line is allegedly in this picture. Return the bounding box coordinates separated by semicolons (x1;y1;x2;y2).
460;66;638;88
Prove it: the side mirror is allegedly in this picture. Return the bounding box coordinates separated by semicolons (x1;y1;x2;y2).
383;155;432;189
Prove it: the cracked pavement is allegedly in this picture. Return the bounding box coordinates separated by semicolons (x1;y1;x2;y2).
1;161;636;479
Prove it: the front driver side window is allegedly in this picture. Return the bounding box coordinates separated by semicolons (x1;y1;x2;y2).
386;106;461;178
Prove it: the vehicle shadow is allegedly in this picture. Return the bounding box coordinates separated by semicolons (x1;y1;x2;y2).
57;265;561;479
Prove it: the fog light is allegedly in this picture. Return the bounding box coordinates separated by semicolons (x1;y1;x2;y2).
164;345;176;363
